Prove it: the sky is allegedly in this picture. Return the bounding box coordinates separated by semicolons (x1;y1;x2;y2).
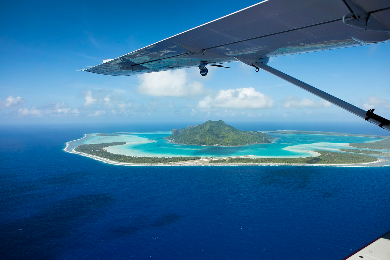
1;0;389;127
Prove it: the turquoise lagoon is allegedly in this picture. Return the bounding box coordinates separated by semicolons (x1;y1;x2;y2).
69;132;383;158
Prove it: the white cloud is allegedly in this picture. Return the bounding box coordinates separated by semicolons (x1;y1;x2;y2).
113;88;126;94
40;103;74;115
1;95;23;108
117;102;132;111
84;90;97;106
17;103;79;117
88;110;106;116
18;107;42;116
72;108;80;115
283;97;331;108
198;96;213;110
100;93;133;114
198;87;273;109
137;70;204;97
247;112;262;117
104;95;110;105
363;95;390;110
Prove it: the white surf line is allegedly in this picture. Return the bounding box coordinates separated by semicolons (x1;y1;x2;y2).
68;150;139;166
63;134;87;152
64;148;387;167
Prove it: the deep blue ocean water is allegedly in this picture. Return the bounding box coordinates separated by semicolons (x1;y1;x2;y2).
1;122;390;260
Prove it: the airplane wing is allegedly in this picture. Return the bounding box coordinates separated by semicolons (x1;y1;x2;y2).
83;0;390;130
83;0;390;76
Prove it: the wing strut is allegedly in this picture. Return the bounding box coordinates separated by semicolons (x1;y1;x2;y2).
252;62;390;131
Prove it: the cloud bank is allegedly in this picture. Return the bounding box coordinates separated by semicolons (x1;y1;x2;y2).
18;103;79;117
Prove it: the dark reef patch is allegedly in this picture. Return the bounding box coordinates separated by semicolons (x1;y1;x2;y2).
109;213;182;238
46;171;92;186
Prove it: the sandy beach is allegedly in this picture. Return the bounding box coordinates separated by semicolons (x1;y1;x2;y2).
64;145;388;167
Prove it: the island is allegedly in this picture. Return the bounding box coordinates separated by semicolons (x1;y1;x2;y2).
74;142;201;164
64;126;390;166
166;120;273;146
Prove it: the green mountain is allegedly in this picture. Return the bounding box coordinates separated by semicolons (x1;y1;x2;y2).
166;120;273;146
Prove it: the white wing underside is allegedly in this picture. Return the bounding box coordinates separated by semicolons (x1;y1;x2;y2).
84;0;390;76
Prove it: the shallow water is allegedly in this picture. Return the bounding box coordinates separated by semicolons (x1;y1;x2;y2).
73;132;382;158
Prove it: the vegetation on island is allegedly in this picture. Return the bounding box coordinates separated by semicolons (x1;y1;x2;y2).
74;142;378;165
74;142;201;164
166;120;272;146
339;149;384;155
95;133;119;136
270;130;384;138
209;151;377;164
349;138;390;150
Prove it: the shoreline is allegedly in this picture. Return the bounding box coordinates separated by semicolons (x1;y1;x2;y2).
64;146;388;167
63;134;87;152
63;133;389;167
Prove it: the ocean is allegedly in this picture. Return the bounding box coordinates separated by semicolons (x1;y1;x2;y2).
1;122;390;260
